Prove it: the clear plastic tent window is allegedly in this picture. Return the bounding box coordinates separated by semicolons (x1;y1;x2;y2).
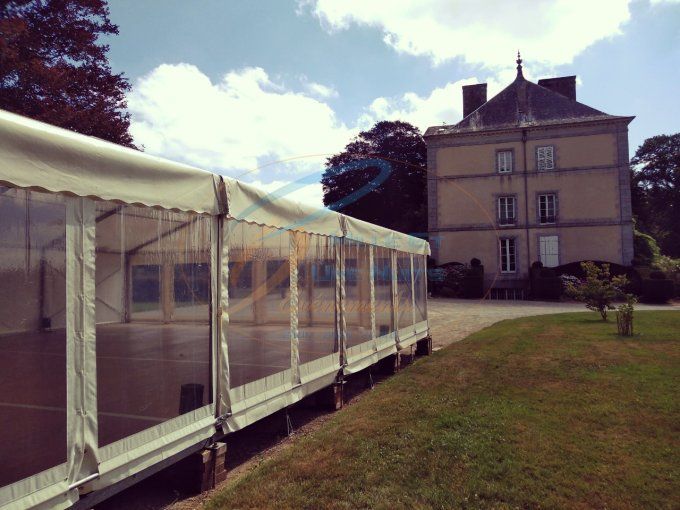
396;251;415;330
373;246;394;338
0;187;67;489
94;203;212;447
344;240;373;348
296;233;339;365
226;220;291;389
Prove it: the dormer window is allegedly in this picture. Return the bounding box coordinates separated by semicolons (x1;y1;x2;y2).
536;146;555;171
497;149;513;173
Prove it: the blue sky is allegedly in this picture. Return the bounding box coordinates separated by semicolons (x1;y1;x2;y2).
105;0;680;207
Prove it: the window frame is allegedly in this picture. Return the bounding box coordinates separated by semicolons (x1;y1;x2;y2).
496;195;517;226
537;192;558;225
495;148;514;174
499;237;517;274
536;145;555;172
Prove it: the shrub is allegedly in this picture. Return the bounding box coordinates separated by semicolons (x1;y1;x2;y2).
654;255;680;276
616;295;636;336
641;278;674;304
539;268;556;278
531;261;544;269
535;274;562;300
461;273;484;298
633;230;661;266
649;271;666;280
463;262;484;299
565;261;628;320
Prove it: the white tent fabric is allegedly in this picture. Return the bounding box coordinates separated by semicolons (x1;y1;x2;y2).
342;214;430;255
224;177;344;237
0;110;222;215
0;109;430;510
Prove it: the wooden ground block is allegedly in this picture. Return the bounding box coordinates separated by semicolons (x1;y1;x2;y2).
317;382;344;411
398;350;415;368
179;442;227;493
415;336;433;356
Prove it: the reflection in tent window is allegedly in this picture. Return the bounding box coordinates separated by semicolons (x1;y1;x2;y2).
131;265;161;314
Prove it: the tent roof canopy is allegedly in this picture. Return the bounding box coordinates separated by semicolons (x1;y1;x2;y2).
0;109;430;255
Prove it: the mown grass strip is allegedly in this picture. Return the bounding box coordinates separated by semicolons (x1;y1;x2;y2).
207;312;680;510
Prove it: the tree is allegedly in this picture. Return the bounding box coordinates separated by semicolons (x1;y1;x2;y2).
631;133;680;257
565;261;628;321
321;120;426;234
0;0;136;147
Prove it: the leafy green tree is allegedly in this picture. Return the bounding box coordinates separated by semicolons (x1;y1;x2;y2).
631;133;680;257
0;0;136;147
322;120;426;234
565;261;628;321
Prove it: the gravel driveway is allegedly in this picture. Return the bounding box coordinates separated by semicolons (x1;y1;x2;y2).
427;298;678;350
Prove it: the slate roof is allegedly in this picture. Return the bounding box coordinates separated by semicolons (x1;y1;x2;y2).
424;67;633;137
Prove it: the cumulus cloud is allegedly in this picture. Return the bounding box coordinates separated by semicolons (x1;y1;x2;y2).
357;74;516;132
128;64;353;175
298;0;631;67
299;76;339;99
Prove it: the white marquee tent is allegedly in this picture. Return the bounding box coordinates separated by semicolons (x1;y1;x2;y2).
0;109;429;509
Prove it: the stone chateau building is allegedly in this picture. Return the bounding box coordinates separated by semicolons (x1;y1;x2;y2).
424;53;634;292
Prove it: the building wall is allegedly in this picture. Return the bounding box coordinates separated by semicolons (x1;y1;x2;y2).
427;121;633;282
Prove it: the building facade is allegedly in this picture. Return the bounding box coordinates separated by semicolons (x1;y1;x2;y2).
424;55;635;291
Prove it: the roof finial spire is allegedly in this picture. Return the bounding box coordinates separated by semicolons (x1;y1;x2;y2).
516;50;523;78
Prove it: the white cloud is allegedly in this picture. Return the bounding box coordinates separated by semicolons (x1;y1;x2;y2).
128;64;353;175
299;0;632;67
300;77;339;99
358;75;510;132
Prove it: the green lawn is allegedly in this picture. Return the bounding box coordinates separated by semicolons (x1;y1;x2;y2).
207;312;680;509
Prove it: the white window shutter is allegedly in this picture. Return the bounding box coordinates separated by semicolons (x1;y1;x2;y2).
545;146;554;170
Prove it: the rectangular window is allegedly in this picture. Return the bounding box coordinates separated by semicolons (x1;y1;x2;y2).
537;146;555;171
95;204;212;447
538;194;557;224
344;240;372;348
497;150;513;173
374;250;393;337
499;238;516;273
498;196;516;225
540;235;559;267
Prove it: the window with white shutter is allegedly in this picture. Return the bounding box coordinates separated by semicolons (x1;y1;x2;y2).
497;196;516;225
497;150;513;173
536;146;555;171
499;238;516;273
538;194;557;224
539;235;559;267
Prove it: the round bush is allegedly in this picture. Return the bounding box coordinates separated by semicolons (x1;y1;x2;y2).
641;278;674;303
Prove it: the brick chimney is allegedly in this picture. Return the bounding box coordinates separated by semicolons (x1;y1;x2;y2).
462;83;487;118
538;76;576;100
